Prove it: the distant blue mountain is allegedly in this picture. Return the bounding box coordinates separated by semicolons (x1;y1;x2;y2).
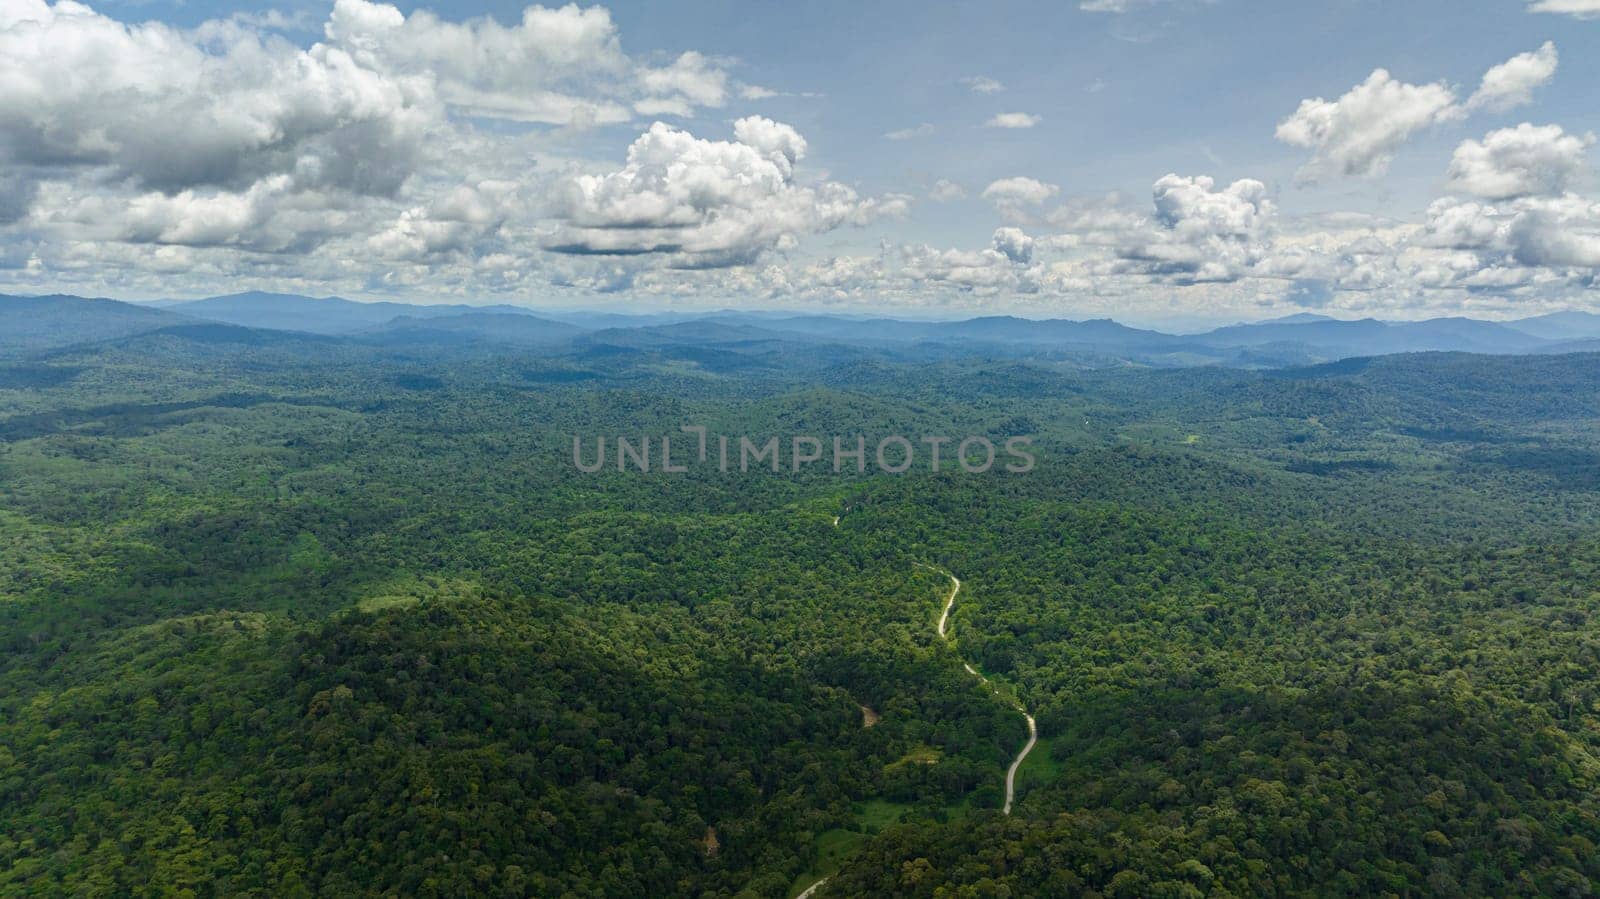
363;312;584;346
9;292;1600;366
167;292;549;334
703;312;1179;348
0;293;188;354
1196;316;1547;355
1506;311;1600;341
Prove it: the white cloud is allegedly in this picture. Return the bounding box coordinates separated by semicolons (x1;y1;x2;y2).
982;177;1061;207
1465;41;1558;112
0;0;437;195
637;51;728;107
1151;174;1273;239
1040;193;1145;242
732;116;809;170
2;1;1595;319
1275;69;1458;179
1111;174;1276;282
1423;194;1600;268
617;232;1061;307
545;118;904;267
1277;46;1558;180
366;181;521;261
1506;196;1600;266
0;0;787;283
991;227;1035;263
894;242;1043;294
1079;0;1176;11
626;154;1600;317
1446;124;1593;200
0;0;454;259
985;112;1042;129
1527;0;1600;18
325;0;732;125
884;123;935;140
961;76;1005;94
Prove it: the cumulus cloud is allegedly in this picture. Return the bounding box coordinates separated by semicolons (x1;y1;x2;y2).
545;118;905;267
985;112;1042;129
895;241;1043;294
991;227;1035;263
3;1;1595;319
0;0;436;196
961;76;1005;94
732;116;809;168
366;181;521;261
1112;174;1277;282
1445;124;1593;200
982;177;1061;208
1422;194;1600;268
1277;46;1557;180
1151;174;1273;237
1465;42;1558;112
0;0;785;281
660;152;1600;316
0;0;458;258
324;0;731;125
1527;0;1600;18
1505;197;1600;266
36;176;340;252
1275;70;1459;179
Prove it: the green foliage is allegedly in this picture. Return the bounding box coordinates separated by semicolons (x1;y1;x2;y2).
3;330;1600;896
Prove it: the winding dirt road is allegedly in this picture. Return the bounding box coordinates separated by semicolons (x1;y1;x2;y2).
794;514;1038;896
921;564;1037;815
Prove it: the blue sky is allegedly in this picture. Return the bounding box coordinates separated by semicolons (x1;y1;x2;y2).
3;0;1599;325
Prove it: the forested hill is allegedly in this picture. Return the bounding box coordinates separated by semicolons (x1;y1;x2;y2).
2;313;1600;896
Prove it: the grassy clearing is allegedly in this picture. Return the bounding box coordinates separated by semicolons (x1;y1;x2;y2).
785;800;915;896
1014;734;1062;795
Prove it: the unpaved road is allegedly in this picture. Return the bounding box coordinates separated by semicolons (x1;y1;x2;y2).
793;517;1038;897
923;565;1036;815
1003;709;1038;815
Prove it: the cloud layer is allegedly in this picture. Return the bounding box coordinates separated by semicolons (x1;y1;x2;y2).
0;2;1596;323
0;0;898;292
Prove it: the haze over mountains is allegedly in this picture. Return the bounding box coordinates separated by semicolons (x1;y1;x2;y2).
6;291;1600;368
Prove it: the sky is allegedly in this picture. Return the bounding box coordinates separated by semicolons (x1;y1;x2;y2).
1;0;1599;326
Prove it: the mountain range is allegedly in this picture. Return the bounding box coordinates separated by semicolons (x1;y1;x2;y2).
5;291;1600;367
